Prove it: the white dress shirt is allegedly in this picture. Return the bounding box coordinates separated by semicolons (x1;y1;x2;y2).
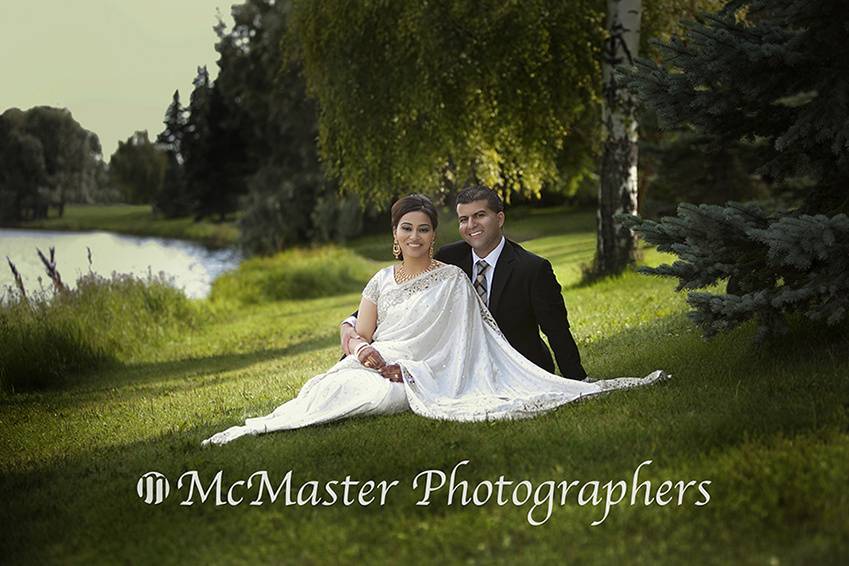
471;236;506;305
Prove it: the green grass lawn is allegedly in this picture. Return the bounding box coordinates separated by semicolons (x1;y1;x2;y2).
1;208;848;564
16;204;239;248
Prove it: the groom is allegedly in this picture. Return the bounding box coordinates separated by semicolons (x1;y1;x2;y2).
436;185;586;380
342;184;588;381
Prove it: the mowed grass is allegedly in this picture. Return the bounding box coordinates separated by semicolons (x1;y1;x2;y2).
18;204;239;248
1;208;848;565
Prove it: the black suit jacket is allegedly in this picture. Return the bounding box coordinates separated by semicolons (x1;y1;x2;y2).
434;239;587;380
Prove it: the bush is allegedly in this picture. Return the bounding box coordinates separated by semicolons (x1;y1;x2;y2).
0;272;200;392
210;246;378;305
237;168;320;256
310;193;365;243
237;167;386;257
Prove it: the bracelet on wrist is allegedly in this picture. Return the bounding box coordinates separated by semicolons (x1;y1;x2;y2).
353;342;370;358
343;332;363;356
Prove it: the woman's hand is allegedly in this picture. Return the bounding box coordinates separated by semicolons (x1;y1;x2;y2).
340;323;361;356
357;345;386;371
379;364;403;383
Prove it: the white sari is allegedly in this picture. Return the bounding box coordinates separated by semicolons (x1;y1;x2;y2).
203;264;667;445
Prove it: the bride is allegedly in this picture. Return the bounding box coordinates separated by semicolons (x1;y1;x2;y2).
202;195;668;446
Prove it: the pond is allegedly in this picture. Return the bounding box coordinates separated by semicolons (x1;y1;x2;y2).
0;229;241;300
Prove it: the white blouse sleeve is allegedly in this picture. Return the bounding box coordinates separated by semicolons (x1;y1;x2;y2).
361;269;384;304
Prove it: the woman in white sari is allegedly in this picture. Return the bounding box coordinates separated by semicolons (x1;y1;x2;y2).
202;195;667;446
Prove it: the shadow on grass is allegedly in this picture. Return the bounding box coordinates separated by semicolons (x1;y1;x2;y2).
0;331;340;411
504;208;596;240
115;333;339;390
582;308;849;384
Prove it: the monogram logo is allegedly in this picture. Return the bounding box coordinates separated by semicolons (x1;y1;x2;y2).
137;471;170;505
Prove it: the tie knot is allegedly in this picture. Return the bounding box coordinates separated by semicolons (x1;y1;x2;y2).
476;259;489;274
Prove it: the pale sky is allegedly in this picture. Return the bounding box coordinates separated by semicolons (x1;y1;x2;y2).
0;1;234;160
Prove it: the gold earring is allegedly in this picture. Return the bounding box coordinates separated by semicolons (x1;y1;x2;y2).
393;239;401;259
429;238;435;258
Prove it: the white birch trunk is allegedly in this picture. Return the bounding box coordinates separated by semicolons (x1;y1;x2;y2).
596;0;641;275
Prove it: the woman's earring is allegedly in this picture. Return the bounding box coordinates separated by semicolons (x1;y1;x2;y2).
393;239;401;259
429;239;435;258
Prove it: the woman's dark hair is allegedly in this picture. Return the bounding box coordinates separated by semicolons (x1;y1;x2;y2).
390;194;439;230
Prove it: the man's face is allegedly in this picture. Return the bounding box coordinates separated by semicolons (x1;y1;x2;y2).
456;199;505;256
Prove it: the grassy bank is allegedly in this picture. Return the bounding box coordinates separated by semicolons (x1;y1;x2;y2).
0;272;208;392
12;203;590;256
1;209;847;564
15;204;239;248
210;246;379;305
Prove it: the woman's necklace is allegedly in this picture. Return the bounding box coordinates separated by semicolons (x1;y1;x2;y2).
395;259;440;284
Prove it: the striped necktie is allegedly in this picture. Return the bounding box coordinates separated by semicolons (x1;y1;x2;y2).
474;259;489;306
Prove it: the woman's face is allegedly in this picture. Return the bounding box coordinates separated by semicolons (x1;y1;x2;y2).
394;210;435;260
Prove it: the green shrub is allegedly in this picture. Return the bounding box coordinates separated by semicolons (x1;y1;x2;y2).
0;272;200;392
210;246;378;305
310;192;365;243
237;168;319;256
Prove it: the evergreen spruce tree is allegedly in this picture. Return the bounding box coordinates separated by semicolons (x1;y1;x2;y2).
182;66;213;219
156;90;186;154
196;82;251;220
623;0;849;339
154;90;192;218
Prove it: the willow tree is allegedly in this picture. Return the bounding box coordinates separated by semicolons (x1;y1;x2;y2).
288;0;605;204
288;0;719;217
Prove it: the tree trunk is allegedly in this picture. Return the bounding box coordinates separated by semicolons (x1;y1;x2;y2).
595;0;641;276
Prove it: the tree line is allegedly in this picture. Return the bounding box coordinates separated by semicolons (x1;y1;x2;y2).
3;1;780;273
105;1;386;255
0;107;106;222
138;0;738;261
3;0;731;263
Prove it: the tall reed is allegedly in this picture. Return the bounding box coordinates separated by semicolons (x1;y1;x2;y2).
1;270;201;392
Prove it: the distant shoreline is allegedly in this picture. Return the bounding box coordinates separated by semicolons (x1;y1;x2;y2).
4;204;239;250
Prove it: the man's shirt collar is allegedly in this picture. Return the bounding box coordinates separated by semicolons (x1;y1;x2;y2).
472;235;506;268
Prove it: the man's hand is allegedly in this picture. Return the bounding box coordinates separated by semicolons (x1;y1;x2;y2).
357;345;386;371
379;364;403;383
340;323;360;355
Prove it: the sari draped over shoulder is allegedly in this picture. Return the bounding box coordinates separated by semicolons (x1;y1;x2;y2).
366;264;666;422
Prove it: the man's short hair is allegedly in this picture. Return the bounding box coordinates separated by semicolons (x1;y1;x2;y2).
455;184;504;214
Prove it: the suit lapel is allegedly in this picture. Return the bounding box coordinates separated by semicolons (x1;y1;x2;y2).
458;244;473;280
489;240;516;314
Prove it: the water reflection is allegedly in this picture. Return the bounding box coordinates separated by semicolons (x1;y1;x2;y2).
0;229;241;299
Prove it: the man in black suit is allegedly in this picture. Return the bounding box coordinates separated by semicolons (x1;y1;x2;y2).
436;185;586;379
341;185;587;380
